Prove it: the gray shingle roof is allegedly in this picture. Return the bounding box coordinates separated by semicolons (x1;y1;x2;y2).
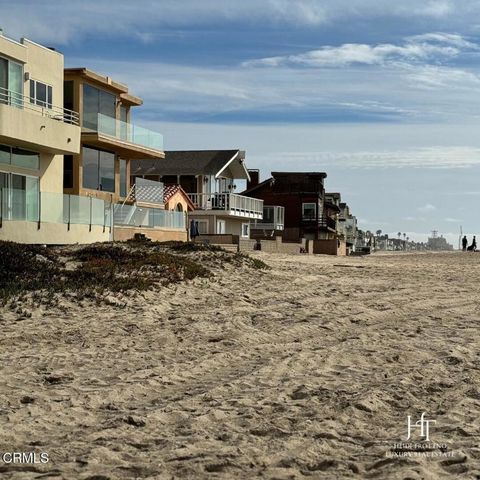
131;150;240;176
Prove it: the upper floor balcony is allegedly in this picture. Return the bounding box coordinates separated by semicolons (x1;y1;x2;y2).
302;214;337;231
0;87;80;155
188;192;263;219
81;113;164;159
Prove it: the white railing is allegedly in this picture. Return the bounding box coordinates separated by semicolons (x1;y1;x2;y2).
0;86;80;125
187;192;263;219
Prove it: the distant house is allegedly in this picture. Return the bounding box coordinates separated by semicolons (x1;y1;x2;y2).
242;171;337;242
131;150;263;238
324;192;342;238
339;202;358;252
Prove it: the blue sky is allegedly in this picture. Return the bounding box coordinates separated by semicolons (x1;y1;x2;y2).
4;0;480;245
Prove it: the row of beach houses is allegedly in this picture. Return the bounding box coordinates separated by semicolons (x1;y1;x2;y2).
0;32;359;255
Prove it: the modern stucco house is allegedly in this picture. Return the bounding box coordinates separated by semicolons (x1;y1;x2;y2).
0;32;107;244
0;30;187;244
131;150;263;238
63;68;188;242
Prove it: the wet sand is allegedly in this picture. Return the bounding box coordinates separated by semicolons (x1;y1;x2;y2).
0;251;479;479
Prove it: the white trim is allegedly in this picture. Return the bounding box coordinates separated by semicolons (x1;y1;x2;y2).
215;150;250;181
21;38;63;56
0;33;27;49
302;202;317;218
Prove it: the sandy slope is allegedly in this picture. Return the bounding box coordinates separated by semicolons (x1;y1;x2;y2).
0;251;480;479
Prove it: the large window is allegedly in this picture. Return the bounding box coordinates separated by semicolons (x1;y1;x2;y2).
0;144;40;170
0;57;23;107
83;84;116;132
302;202;317;220
82;146;115;193
30;79;52;108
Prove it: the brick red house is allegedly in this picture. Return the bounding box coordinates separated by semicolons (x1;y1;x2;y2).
242;170;337;242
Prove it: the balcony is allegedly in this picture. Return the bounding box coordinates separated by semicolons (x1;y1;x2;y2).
251;205;285;230
0;87;80;154
188;192;263;219
302;214;337;231
81;113;164;159
114;204;185;230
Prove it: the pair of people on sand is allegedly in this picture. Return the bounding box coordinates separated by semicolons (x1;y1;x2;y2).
462;235;477;252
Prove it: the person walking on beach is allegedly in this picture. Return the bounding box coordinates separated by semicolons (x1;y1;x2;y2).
462;235;468;251
467;236;477;252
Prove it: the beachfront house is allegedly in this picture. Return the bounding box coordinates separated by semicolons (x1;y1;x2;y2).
63;68;188;241
243;171;352;255
243;171;336;240
339;202;358;253
324;192;342;239
0;32;97;244
246;170;285;238
130;150;263;238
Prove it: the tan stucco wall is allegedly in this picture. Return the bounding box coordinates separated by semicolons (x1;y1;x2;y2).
0;104;80;158
0;220;110;244
113;226;187;242
0;35;27;63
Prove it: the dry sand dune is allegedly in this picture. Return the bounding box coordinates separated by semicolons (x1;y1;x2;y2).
1;251;480;479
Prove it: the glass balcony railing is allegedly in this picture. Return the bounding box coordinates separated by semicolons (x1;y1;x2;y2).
0;188;112;229
114;204;185;230
85;113;164;152
0;186;186;233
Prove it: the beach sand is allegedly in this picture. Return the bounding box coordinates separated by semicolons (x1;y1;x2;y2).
0;251;479;479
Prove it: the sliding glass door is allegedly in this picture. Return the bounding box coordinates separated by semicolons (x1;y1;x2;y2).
0;172;39;221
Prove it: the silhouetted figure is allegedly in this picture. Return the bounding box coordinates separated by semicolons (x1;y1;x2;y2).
462;235;468;251
467;236;477;252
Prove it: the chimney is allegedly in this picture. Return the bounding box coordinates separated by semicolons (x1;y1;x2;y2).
247;169;259;190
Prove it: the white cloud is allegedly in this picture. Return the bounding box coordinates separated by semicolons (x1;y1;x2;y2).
243;32;478;68
253;147;480;170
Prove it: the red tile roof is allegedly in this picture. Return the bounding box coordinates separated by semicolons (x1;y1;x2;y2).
163;184;195;211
